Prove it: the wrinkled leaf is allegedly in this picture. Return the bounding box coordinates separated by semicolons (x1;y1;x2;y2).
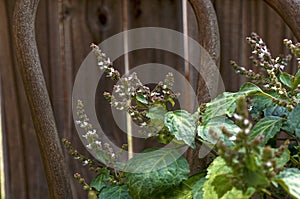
201;157;232;199
98;185;132;199
292;69;300;90
146;105;166;120
203;83;265;123
239;82;263;95
287;105;300;138
249;116;283;145
274;168;300;199
90;169;110;191
279;72;292;88
202;92;243;123
275;148;290;168
125;148;189;198
197;117;240;146
160;172;206;199
263;106;288;117
211;175;232;198
221;187;255;199
165;110;196;148
192;177;206;199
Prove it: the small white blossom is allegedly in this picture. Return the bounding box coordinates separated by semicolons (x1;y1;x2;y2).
83;160;88;166
229;135;237;141
244;119;250;126
233;113;243;120
245;128;250;135
266;161;272;167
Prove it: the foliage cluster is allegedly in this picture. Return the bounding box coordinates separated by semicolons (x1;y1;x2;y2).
65;33;300;199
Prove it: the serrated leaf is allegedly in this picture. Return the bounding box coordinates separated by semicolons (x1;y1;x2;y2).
287;105;300;138
197;117;240;146
158;172;206;199
164;110;196;148
279;72;292;88
202;157;232;199
264;105;288;117
202;92;243;122
292;69;300;90
192;177;206;199
136;94;148;104
125;148;190;198
221;187;255;199
98;185;132;199
250;95;274;119
90;169;110;191
249;116;283;145
239;82;263;95
275;148;290;168
211;175;232;198
146;105;166;120
243;167;269;187
274;168;300;199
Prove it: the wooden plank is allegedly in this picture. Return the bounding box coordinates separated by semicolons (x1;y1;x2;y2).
1;0;50;198
0;1;27;197
214;0;298;91
56;1;125;198
126;0;183;152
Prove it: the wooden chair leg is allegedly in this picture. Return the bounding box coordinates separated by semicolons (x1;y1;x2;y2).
13;0;72;198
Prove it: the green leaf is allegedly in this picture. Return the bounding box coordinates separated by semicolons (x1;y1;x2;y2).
90;169;110;191
243;167;269;187
206;157;232;177
275;148;290;168
221;187;255;199
211;175;232;198
159;172;206;199
250;95;274;119
203;83;265;123
279;72;292;88
164;110;196;148
136;94;148;104
125;148;190;198
239;82;263;95
98;185;132;199
287;105;300;138
249;116;283;145
146;105;166;120
292;69;300;90
264;106;288;117
274;168;300;199
201;157;232;199
202;92;243;122
192;177;206;199
197;117;240;146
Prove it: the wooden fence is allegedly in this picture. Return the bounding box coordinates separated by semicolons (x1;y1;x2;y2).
0;0;298;198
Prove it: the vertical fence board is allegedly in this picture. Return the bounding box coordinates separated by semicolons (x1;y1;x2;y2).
0;0;299;198
214;0;298;91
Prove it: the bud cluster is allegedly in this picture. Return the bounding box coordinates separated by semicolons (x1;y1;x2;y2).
215;98;289;192
91;45;179;132
91;44;120;80
76;100;118;166
232;33;299;109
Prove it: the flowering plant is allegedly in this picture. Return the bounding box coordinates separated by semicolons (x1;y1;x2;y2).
65;33;300;199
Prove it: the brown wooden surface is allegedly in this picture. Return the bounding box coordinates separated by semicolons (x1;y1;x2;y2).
0;0;298;198
13;0;72;198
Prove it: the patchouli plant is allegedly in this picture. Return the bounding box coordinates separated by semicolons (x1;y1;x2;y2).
65;33;300;199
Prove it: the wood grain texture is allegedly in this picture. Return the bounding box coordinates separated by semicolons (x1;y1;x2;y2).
214;0;298;91
263;0;300;42
13;0;72;198
0;0;299;198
